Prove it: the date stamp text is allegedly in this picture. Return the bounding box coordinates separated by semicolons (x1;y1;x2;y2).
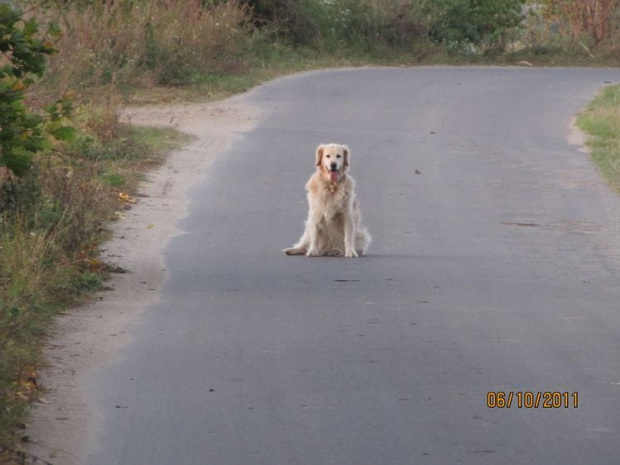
486;391;579;409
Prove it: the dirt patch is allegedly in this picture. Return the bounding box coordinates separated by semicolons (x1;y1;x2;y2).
568;114;588;152
25;100;259;465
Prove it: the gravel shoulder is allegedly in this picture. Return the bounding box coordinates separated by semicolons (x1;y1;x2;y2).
25;99;259;465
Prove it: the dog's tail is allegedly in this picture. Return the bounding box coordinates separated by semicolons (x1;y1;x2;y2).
356;228;371;256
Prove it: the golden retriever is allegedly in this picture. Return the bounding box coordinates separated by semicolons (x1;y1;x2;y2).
284;143;371;258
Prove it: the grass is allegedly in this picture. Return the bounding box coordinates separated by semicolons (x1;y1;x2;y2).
0;123;190;457
577;85;620;193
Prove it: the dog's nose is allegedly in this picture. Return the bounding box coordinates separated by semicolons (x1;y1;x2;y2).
330;163;338;171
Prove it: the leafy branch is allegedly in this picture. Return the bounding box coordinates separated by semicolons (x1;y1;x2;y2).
0;4;75;177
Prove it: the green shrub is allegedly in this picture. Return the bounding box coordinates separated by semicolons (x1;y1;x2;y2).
242;0;425;53
0;5;75;178
425;0;526;53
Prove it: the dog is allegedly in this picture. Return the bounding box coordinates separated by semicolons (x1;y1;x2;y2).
284;143;371;258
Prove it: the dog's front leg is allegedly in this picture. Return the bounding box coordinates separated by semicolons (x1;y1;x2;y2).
305;211;322;257
343;211;358;258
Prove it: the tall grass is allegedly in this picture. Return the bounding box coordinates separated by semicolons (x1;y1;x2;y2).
27;0;433;100
0;120;189;452
0;205;105;450
36;0;255;93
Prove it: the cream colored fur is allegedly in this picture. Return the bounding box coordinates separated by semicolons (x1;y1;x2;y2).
284;143;371;258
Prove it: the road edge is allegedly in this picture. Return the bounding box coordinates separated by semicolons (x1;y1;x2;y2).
25;100;260;465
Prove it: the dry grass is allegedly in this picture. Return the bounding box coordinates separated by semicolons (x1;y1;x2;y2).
0;120;189;453
541;0;620;46
35;0;253;97
0;160;110;450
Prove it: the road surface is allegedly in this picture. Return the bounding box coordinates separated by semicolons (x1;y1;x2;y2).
88;67;620;465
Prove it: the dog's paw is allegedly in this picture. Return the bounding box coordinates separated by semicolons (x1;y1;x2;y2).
306;248;320;257
284;246;307;256
344;249;359;258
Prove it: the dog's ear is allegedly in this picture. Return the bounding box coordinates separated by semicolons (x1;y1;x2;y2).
342;145;350;167
315;145;325;167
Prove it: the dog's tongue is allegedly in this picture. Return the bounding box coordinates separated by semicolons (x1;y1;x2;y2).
330;171;339;182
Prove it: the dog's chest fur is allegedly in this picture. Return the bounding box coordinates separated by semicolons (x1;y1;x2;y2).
306;173;352;220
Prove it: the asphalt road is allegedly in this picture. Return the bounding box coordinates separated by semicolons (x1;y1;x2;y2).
88;67;620;465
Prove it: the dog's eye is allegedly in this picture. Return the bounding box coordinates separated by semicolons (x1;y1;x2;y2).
325;155;331;158
336;154;341;158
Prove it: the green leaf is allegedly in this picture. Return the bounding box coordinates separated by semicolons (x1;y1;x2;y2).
0;4;70;177
23;18;38;36
50;126;78;142
2;148;33;177
48;22;61;37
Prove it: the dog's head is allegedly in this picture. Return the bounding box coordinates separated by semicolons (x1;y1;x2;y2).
315;143;349;183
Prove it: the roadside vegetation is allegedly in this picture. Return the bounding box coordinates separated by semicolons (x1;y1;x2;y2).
1;0;620;460
577;84;620;193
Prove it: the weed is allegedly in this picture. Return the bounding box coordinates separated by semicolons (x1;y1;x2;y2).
577;84;620;193
102;173;127;187
0;119;189;454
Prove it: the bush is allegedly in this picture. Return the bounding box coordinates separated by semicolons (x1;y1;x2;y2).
425;0;526;53
0;5;74;179
242;0;425;53
242;0;320;45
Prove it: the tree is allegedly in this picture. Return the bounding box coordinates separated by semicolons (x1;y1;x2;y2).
0;4;74;178
541;0;620;45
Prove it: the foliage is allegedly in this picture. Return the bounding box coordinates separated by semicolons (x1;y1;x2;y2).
0;5;75;178
241;0;425;52
242;0;320;45
577;84;620;193
540;0;620;45
30;0;255;90
0;119;190;453
425;0;526;52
